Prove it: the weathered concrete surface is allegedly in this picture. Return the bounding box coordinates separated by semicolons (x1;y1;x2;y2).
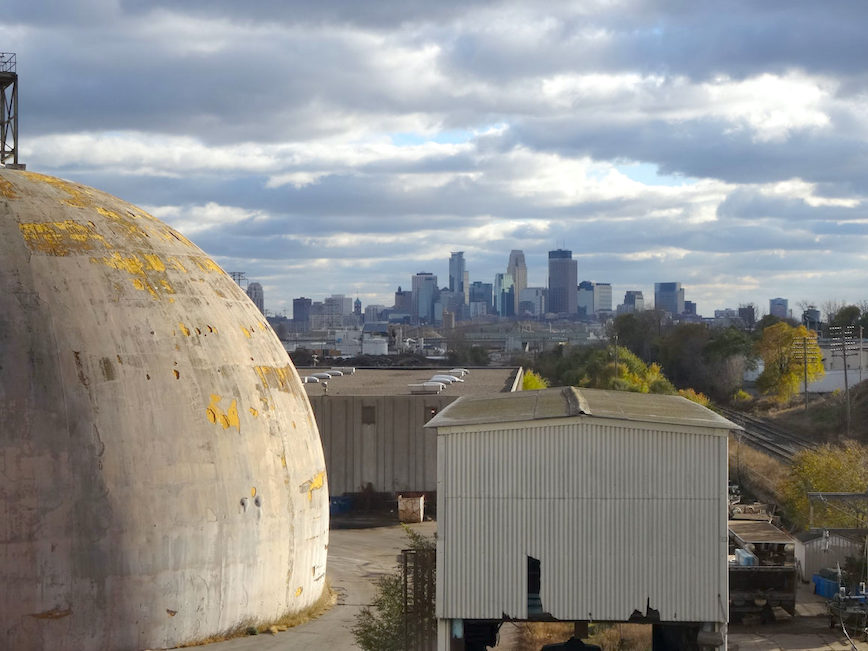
0;169;328;650
207;520;437;651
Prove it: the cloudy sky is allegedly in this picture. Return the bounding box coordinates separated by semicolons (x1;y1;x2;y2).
4;1;868;318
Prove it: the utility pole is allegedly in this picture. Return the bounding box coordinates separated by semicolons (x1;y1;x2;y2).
791;332;820;413
829;326;858;437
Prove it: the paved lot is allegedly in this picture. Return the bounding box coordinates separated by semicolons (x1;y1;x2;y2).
201;519;867;650
203;516;436;651
728;581;868;650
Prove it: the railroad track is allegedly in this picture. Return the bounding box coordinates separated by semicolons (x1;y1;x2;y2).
718;406;817;463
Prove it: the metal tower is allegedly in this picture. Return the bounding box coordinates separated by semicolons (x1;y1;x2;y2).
1;52;22;168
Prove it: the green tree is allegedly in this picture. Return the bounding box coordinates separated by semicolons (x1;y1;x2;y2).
531;344;675;395
611;310;666;362
779;442;868;529
352;527;435;651
828;304;862;335
755;322;824;403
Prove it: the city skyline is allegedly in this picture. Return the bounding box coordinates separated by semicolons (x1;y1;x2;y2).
4;4;868;317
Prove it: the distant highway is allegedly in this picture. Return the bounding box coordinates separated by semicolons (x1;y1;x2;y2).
718;406;817;462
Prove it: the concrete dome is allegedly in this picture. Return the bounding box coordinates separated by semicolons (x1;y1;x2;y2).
0;170;328;650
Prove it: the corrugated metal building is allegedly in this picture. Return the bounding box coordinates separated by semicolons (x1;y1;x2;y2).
428;387;734;650
795;531;864;582
305;368;520;496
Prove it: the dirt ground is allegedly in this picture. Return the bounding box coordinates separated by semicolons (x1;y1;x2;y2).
728;581;868;650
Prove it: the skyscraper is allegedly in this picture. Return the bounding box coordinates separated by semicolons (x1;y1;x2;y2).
292;297;312;332
448;252;466;298
494;272;514;317
654;282;685;316
594;282;612;314
577;280;594;317
547;249;577;315
246;282;264;314
619;290;644;314
507;250;527;315
411;272;438;324
769;297;788;320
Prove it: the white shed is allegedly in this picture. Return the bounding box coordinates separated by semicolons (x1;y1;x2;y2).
428;387;735;650
794;530;864;582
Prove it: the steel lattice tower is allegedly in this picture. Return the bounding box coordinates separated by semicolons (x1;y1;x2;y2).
1;53;20;168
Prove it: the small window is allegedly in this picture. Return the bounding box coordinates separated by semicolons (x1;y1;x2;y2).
361;405;376;424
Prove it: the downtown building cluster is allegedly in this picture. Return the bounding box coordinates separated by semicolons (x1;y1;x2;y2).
283;249;712;331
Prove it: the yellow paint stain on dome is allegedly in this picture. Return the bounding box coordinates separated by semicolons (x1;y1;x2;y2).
205;394;240;431
295;587;303;597
0;177;18;199
168;257;188;273
95;206;151;241
249;407;259;418
241;327;251;338
251;487;257;497
299;471;325;502
19;220;108;256
254;365;294;393
89;251;175;299
22;171;94;207
143;254;166;272
178;323;190;336
281;454;287;468
189;256;223;273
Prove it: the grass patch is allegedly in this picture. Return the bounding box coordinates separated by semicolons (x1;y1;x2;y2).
729;434;788;504
515;622;651;650
179;580;337;647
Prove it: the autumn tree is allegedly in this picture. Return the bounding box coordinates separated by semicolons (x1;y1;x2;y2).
522;370;549;390
755;321;824;403
531;344;675;395
779;442;868;529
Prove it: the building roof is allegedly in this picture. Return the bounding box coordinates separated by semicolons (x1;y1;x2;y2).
426;386;740;431
728;520;795;544
299;367;519;397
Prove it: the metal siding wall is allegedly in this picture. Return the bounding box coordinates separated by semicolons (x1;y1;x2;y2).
803;537;860;579
311;395;455;495
438;420;728;623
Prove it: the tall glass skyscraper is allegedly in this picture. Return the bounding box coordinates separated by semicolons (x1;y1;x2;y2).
507;250;527;315
547;249;577;314
654;282;685;316
449;252;466;296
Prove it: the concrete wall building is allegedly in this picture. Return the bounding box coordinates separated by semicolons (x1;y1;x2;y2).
394;286;413;314
547;249;578;315
365;304;386;322
0;170;329;650
429;387;733;650
518;287;546;317
246;281;265;314
618;290;644;314
593;282;612;314
655;282;685;316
